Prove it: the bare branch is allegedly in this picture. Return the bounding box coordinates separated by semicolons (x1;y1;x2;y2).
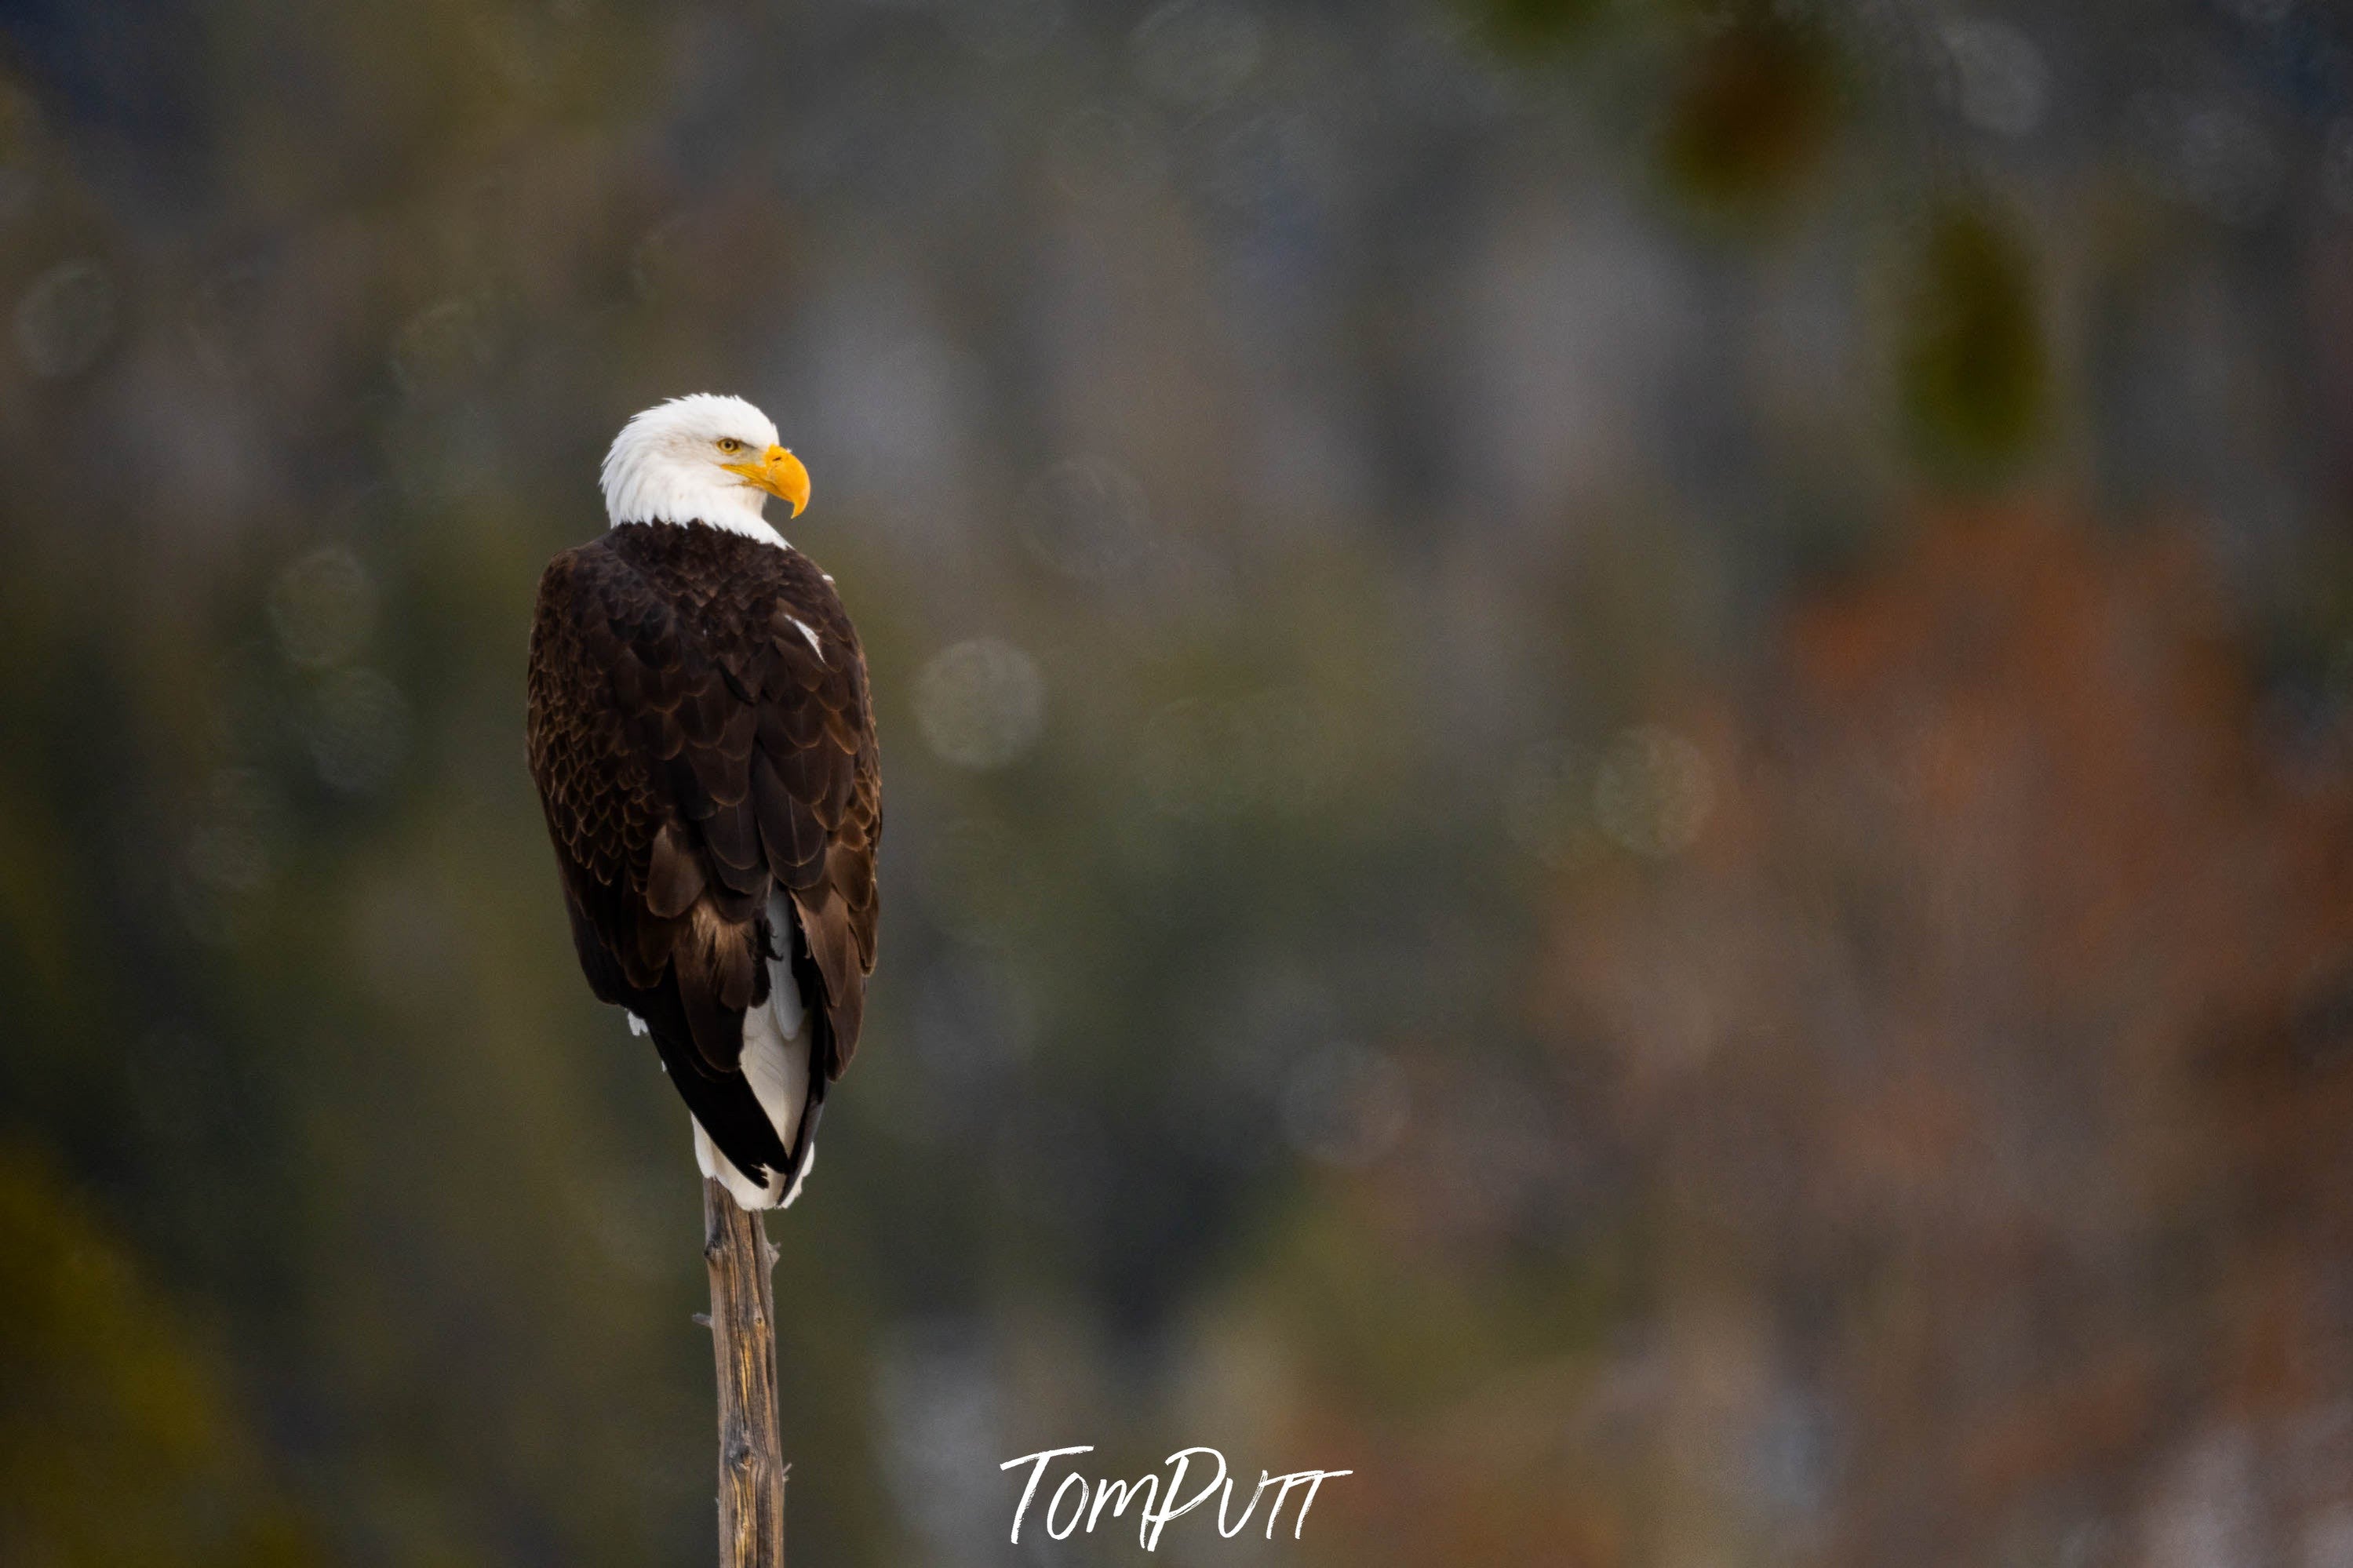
702;1178;785;1568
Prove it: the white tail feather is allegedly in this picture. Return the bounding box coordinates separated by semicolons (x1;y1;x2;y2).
690;893;818;1211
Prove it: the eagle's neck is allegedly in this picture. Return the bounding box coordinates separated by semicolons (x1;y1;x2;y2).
602;458;787;548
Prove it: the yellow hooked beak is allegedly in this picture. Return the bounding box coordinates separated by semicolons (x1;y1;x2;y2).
723;444;810;517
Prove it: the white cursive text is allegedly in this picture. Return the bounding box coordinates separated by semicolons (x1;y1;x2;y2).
999;1446;1352;1551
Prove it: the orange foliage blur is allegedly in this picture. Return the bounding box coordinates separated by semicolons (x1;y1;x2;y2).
1314;508;2353;1566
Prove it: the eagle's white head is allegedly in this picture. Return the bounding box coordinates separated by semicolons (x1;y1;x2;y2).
599;394;810;546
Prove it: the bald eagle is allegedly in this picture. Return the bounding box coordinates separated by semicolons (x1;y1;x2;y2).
526;395;880;1210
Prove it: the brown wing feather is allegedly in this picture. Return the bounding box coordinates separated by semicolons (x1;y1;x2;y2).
752;583;882;1079
526;523;881;1101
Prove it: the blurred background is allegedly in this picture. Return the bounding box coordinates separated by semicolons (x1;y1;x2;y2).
5;0;2353;1563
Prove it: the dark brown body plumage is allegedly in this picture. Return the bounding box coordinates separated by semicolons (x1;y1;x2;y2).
526;521;880;1191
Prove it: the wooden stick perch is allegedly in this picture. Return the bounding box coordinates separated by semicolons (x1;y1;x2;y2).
702;1177;786;1568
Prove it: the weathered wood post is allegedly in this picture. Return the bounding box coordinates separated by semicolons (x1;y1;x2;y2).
701;1177;785;1567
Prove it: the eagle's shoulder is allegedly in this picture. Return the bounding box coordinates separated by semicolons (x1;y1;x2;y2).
530;531;665;674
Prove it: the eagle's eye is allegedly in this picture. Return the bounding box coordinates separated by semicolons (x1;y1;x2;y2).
716;437;745;455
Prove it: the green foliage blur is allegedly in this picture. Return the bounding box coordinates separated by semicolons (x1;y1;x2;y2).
1900;202;2047;472
0;1149;315;1563
2;1;2351;1565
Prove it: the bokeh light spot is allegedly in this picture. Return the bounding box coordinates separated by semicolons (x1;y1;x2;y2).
390;296;494;392
182;769;282;897
1018;455;1153;582
1592;725;1714;857
1943;19;2048;140
13;259;116;379
914;638;1046;770
308;668;411;794
269;546;377;669
176;768;289;944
